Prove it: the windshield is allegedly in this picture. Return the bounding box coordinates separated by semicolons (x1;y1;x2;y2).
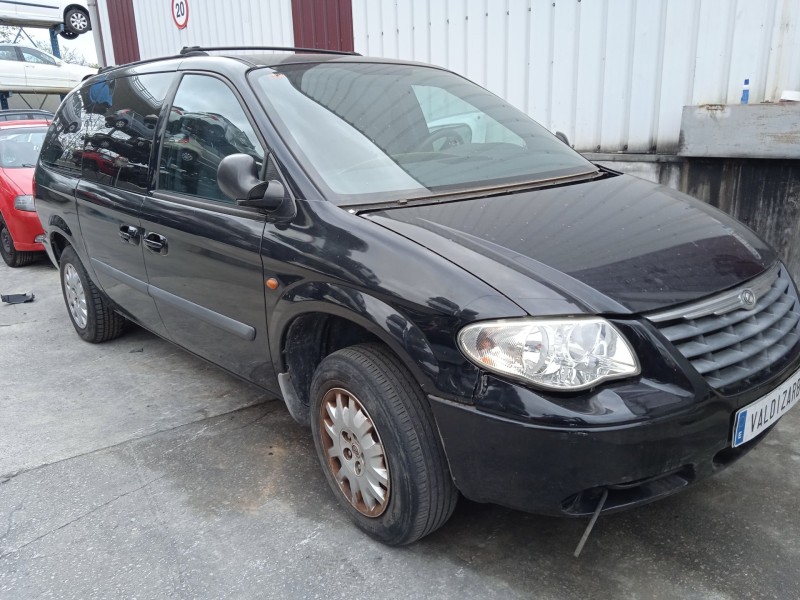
250;62;596;204
0;126;48;168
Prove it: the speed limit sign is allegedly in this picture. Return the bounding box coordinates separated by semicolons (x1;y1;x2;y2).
172;0;189;29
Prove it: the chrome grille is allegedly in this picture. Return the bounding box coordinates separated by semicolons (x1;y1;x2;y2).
647;265;800;390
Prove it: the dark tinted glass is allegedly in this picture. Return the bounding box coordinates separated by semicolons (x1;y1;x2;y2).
40;91;84;174
159;74;264;203
79;73;173;192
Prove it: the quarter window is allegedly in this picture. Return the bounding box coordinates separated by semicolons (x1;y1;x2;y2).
39;92;83;174
158;74;264;203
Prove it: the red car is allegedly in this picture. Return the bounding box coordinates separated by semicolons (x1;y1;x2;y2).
0;117;50;267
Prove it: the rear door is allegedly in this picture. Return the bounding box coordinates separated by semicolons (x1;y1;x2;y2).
0;45;26;90
75;72;174;336
140;73;276;389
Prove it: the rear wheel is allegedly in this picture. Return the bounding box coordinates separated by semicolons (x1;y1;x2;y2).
59;246;126;342
0;220;36;268
310;343;458;545
64;8;90;34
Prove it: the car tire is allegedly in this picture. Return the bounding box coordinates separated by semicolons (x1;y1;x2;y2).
309;343;458;545
64;8;90;34
0;219;36;268
59;30;79;40
59;246;126;343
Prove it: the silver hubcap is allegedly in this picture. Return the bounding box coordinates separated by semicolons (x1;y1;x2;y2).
63;263;88;329
70;12;88;30
320;388;390;517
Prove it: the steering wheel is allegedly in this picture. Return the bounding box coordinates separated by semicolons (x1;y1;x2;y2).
415;126;466;152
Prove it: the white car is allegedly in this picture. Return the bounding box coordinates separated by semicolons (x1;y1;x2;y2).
0;0;91;37
0;44;96;93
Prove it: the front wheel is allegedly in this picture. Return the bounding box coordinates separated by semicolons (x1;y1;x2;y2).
59;246;127;343
0;220;36;268
310;344;458;545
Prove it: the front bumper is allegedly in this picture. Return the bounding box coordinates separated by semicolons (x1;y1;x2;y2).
430;340;800;517
5;209;45;252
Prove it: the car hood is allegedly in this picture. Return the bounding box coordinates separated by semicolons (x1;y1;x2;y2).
65;63;98;79
363;174;775;315
0;166;34;195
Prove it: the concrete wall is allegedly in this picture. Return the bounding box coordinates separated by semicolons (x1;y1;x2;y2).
5;93;61;112
588;154;800;281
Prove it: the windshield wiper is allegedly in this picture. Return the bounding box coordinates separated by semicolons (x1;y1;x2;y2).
21;163;36;168
395;169;603;205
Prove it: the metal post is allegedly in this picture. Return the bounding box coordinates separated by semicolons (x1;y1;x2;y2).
49;24;62;58
48;25;67;101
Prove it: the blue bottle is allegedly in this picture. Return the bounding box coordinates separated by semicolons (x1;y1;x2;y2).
740;79;750;104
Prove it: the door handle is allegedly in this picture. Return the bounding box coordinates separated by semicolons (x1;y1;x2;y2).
144;232;168;255
119;224;140;244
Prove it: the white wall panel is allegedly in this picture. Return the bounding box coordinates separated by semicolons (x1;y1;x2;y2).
353;0;800;154
128;0;293;61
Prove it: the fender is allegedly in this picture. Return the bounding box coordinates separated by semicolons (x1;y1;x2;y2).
270;281;480;402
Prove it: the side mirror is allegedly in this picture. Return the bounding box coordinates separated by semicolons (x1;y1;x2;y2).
555;131;570;146
217;153;284;210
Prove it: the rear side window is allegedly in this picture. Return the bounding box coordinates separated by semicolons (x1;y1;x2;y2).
158;74;264;203
0;46;18;61
39;92;84;174
79;73;173;193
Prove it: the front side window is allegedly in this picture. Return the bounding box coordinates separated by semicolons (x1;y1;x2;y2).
20;48;55;65
158;74;264;203
250;63;596;204
79;73;173;192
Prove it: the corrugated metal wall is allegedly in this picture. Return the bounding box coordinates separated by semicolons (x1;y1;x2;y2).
292;0;354;51
124;0;294;61
106;0;140;64
352;0;800;154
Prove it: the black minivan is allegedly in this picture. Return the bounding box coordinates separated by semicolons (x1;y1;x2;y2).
34;47;800;545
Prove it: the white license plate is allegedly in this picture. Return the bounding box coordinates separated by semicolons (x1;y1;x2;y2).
732;367;800;447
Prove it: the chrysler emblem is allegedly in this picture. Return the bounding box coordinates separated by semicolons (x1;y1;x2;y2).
739;288;757;309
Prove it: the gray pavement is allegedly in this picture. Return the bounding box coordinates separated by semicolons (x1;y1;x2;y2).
1;257;799;600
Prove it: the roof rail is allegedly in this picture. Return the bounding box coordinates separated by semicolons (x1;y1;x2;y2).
179;45;361;56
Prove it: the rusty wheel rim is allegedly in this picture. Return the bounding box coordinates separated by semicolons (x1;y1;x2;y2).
320;387;390;517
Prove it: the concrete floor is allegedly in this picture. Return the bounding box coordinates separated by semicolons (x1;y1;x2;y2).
1;257;799;600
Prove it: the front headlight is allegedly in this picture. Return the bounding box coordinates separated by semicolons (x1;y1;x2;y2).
457;318;639;391
13;195;35;212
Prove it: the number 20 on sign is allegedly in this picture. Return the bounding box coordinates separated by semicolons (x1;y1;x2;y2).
173;0;189;29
